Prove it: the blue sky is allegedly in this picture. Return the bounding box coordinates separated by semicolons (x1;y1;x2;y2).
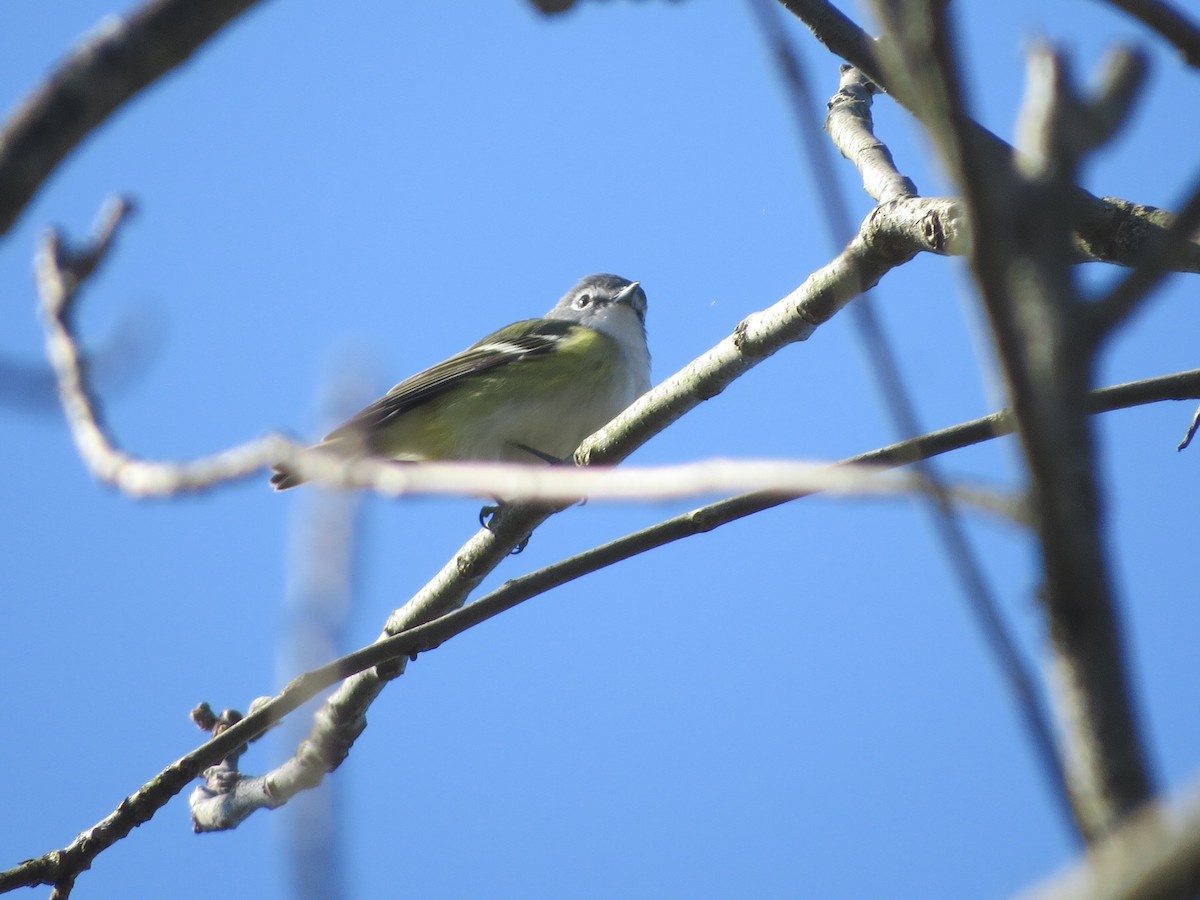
1;1;1198;898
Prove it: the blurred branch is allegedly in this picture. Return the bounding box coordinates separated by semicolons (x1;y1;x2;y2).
1096;0;1200;68
5;364;1195;887
870;0;1156;841
286;457;1040;514
0;0;264;238
775;0;1200;272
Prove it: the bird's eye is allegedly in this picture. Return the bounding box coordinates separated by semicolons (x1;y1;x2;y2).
574;293;592;309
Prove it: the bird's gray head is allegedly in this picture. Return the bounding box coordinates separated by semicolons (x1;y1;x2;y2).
546;273;651;398
546;274;648;331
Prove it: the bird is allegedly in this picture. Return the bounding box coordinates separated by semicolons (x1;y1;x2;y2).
270;273;651;490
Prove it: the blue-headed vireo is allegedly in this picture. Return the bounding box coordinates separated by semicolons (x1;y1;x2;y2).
270;273;650;490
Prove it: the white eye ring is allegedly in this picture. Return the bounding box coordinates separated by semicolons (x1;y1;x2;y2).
574;293;592;309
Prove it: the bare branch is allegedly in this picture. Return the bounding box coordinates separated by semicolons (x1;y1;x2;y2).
776;0;1200;271
775;0;886;85
825;66;918;204
0;0;264;238
1095;0;1200;69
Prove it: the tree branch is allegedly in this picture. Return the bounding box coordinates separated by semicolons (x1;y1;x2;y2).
776;0;1200;271
825;65;918;205
1178;404;1200;450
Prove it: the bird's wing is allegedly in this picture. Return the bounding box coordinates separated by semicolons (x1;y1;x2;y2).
325;318;576;440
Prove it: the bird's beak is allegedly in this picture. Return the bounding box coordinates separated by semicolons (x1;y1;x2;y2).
614;280;646;323
614;281;641;303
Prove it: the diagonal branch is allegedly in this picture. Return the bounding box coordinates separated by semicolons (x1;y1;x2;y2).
1179;404;1200;450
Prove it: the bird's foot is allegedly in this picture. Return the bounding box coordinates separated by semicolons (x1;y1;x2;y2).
478;503;531;554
